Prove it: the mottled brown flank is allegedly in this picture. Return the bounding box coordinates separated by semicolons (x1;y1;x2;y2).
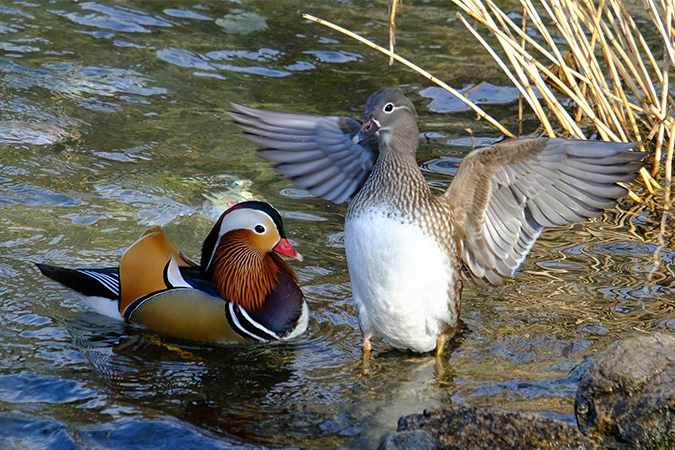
209;229;291;310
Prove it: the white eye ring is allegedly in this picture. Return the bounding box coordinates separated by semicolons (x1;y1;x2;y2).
383;102;395;113
254;224;266;234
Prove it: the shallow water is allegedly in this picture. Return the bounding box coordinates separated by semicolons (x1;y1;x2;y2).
1;1;673;448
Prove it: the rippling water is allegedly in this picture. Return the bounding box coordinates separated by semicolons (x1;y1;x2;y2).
0;1;671;448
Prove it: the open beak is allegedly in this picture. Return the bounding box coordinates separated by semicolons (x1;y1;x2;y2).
352;117;381;144
273;238;303;262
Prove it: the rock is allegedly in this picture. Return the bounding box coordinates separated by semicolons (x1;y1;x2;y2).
387;404;601;450
378;430;441;450
575;333;675;449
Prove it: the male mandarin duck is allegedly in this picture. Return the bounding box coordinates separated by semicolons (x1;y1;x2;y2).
229;87;643;357
37;201;309;344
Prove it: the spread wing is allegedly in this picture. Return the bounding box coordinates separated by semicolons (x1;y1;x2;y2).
228;103;379;204
445;138;643;286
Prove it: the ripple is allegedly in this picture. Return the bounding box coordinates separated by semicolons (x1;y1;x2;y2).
0;372;94;403
284;60;315;71
156;48;214;71
92;144;153;162
0;121;72;145
74;29;115;39
0;24;19;34
61;213;101;226
0;5;34;19
94;185;192;226
82;417;249;449
445;136;501;147
419;82;522;113
206;48;281;62
327;232;345;248
279;187;314;198
281;211;328;222
163;9;213;21
159;47;290;77
0;414;74;448
113;40;151;49
0;59;167;99
420;156;462;175
0;42;39;53
51;2;172;33
303;50;361;63
452;374;578;401
212;63;289;78
0;182;80;207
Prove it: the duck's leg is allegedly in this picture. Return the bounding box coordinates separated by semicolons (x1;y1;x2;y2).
435;333;447;358
362;337;372;359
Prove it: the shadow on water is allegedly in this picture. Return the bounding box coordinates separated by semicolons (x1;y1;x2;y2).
1;0;674;448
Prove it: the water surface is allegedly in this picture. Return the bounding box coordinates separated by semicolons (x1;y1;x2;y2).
0;1;672;448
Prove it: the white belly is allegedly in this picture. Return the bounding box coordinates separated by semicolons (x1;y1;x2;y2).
345;210;459;352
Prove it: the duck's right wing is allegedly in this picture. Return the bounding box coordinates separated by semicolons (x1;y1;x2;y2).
228;103;379;204
118;226;196;316
445;138;643;286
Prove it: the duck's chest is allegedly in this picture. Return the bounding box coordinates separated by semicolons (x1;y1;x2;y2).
344;206;462;346
345;203;459;283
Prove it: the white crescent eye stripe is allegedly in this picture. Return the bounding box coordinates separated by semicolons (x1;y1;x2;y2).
383;103;410;114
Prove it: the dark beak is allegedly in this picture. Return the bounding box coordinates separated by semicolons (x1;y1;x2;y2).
352;117;381;144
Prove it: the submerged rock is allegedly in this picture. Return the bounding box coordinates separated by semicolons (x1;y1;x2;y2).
382;404;601;450
378;429;441;450
575;333;675;449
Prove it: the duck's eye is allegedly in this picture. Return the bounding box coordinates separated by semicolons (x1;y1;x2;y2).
383;102;395;113
254;224;265;234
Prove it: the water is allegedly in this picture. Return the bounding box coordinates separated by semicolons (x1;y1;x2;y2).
0;1;672;448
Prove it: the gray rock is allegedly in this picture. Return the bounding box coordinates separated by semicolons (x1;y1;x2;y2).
575;333;675;449
378;430;441;450
391;404;601;450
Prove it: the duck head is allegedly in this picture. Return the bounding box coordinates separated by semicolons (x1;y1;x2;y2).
201;201;302;310
353;87;419;153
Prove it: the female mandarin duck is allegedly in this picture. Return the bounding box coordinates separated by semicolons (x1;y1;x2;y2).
37;201;309;344
229;87;643;357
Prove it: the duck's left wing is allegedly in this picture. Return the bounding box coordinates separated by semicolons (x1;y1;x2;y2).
228;103;379;204
444;138;643;286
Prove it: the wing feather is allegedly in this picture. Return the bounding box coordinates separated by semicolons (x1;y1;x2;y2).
445;138;642;286
229;103;378;203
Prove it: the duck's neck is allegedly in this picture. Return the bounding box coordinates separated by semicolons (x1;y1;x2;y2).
349;135;431;218
244;254;305;337
207;231;291;310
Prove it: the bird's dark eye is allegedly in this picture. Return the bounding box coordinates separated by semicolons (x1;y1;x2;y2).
254;225;265;234
384;102;394;113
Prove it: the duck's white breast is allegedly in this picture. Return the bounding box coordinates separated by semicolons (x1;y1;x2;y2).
345;208;459;352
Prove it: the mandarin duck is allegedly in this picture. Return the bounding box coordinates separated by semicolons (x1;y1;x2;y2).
229;87;643;357
37;201;308;344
